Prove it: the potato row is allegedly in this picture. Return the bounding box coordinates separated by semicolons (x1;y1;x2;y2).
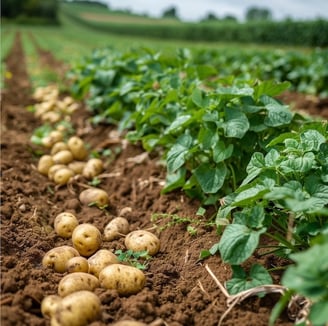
33;84;79;124
42;212;160;326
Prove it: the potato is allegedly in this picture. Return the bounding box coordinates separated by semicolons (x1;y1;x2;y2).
48;164;67;181
79;188;109;208
51;290;101;326
54;212;79;238
42;246;80;273
104;217;130;241
88;249;118;277
41;295;62;318
66;257;89;273
72;223;102;257
48;130;63;144
67;136;88;161
51;142;69;156
58;272;99;297
124;230;160;256
68;161;86;175
110;322;147;326
38;155;54;175
52;150;74;165
99;264;146;295
54;168;74;185
82;158;104;179
41;111;61;124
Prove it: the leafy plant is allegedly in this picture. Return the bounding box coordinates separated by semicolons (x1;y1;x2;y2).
115;249;151;270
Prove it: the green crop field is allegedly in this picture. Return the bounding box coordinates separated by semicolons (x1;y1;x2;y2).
2;3;328;325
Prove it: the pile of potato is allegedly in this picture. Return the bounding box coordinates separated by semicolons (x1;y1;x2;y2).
32;84;79;124
41;212;160;326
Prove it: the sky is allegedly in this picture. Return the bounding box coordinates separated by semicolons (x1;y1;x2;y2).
102;0;328;22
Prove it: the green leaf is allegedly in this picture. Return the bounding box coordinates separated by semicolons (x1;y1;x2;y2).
192;88;204;108
219;224;266;264
194;163;227;193
226;264;273;295
162;168;186;194
213;142;233;163
309;301;328;326
264;103;293;127
224;107;250;138
300;130;326;152
166;134;193;173
282;242;328;300
165;114;192;134
254;80;290;100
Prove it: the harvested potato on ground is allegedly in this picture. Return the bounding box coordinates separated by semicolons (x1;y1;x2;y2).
54;167;74;185
104;217;130;241
99;264;146;295
48;130;63;144
51;142;69;156
48;164;66;181
125;230;160;256
110;321;147;326
42;246;80;273
67;136;88;161
66;256;89;273
82;158;104;179
38;155;54;176
58;272;99;297
52;150;74;165
41;295;62;318
68;161;86;175
79;188;109;208
54;212;79;238
51;290;101;326
88;249;118;277
72;223;102;257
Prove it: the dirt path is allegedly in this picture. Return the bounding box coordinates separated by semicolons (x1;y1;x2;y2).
1;33;295;326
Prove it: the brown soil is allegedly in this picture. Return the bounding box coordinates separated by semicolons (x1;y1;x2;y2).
1;32;323;326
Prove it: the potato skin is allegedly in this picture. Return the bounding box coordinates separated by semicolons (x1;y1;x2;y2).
51;142;69;156
79;188;109;208
68;161;86;175
110;321;147;326
41;295;62;318
88;249;118;277
66;256;89;273
54;168;74;185
38;155;54;176
103;217;130;241
54;212;79;238
42;246;80;273
124;230;160;256
52;290;101;326
67;136;88;161
99;264;146;295
72;223;102;257
82;158;104;179
52;150;74;165
48;164;67;181
58;272;99;297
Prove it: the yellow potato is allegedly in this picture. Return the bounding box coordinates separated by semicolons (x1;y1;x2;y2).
88;249;118;278
38;155;54;176
103;217;130;241
48;130;63;144
79;188;109;208
72;223;102;257
41;295;62;318
58;272;99;297
67;136;88;161
52;150;74;165
51;290;101;326
124;230;160;256
41;111;61;124
54;168;74;185
51;142;69;156
68;161;86;175
48;164;67;181
54;212;79;238
42;246;80;273
99;264;146;295
110;322;147;326
66;257;89;273
82;158;104;179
